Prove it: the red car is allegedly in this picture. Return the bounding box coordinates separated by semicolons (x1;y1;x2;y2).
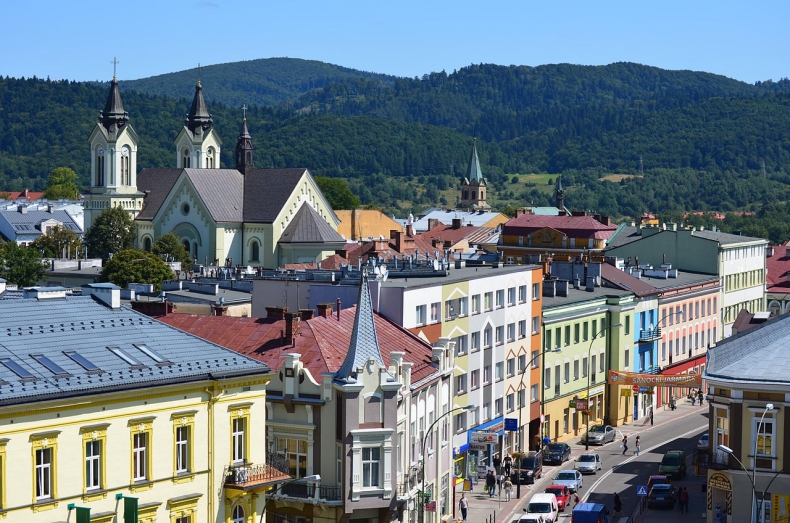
544;484;572;511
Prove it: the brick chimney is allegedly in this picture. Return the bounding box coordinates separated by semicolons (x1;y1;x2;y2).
392;230;403;252
285;312;301;344
427;218;440;231
452;218;462;229
265;306;289;320
317;302;334;318
299;309;315;321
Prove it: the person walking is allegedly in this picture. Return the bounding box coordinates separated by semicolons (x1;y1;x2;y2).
634;435;641;455
503;453;512;476
698;389;704;406
621;435;628;455
613;492;623;517
493;454;502;475
486;470;496;497
679;487;690;513
459;493;469;521
504;476;513;501
573;493;581;508
650;408;654;425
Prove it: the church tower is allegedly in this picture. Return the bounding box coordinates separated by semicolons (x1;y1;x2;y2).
235;111;254;175
174;81;222;169
84;68;144;231
458;138;489;210
555;175;566;213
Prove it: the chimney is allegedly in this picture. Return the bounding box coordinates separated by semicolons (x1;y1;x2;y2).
17;205;27;214
406;224;414;237
444;240;452;249
265;306;289;320
299;308;315;321
586;276;595;292
336;298;341;321
285;312;301;344
317;302;334;318
427;218;440;230
767;246;775;258
452;218;462;229
574;275;581;289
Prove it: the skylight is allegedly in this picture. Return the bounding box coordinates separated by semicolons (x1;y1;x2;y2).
0;358;35;379
32;354;69;376
64;351;100;372
134;344;170;365
108;346;145;367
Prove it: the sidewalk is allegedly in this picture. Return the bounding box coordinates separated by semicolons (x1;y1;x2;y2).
456;398;708;523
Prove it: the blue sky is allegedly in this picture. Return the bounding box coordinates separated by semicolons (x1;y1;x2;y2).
2;0;787;84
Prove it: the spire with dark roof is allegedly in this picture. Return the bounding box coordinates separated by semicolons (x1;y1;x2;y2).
555;174;565;211
235;110;254;175
335;273;387;381
465;138;484;184
185;81;213;132
100;76;129;134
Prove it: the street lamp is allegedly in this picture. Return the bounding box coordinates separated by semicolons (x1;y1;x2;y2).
260;474;321;523
585;323;622;450
420;405;475;523
520;347;561;499
718;403;775;523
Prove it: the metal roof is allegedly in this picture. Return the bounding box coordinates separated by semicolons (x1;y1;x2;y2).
335;274;388;381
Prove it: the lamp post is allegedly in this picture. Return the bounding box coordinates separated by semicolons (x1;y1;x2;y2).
516;347;562;499
585;323;622;450
420;405;475;523
718;404;775;523
260;474;321;523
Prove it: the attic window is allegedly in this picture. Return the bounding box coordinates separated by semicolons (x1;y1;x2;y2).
134;344;171;365
108;346;145;367
32;354;69;376
0;358;36;379
64;351;101;372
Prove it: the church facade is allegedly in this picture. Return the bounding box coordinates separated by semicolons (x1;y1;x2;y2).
84;77;344;268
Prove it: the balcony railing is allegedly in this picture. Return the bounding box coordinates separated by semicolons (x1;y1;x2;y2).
639;328;662;342
280;482;343;502
709;449;730;470
223;462;292;490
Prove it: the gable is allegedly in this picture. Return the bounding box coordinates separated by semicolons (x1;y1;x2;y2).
137;169;183;221
184;169;243;223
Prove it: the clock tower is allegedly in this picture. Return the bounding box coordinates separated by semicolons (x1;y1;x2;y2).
84;71;144;231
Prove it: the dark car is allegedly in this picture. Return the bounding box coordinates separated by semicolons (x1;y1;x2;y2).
543;442;571;465
579;424;616;445
647;475;670;491
647;484;677;509
512;450;543;484
658;450;687;479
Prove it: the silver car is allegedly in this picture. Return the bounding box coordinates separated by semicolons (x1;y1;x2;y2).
580;424;616;445
575;452;602;474
553;470;583;493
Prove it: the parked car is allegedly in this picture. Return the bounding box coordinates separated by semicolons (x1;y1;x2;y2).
697;433;710;450
543;442;572;465
575;452;602;474
579;424;616;445
571;503;610;523
658;450;687;479
545;484;572;511
647;475;670;491
527;493;559;523
517;512;544;523
553;470;584;493
647;484;678;509
512;451;543;485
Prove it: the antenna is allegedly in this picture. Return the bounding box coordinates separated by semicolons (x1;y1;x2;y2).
111;57;119;79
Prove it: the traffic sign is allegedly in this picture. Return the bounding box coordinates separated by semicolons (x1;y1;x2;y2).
637;485;648;497
632;385;640;393
472;431;498;443
505;418;518;431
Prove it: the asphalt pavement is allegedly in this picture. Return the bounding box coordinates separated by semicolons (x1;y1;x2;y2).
454;398;709;523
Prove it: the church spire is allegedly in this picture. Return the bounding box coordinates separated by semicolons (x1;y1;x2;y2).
335;273;387;381
555;175;565;212
100;76;129;135
465;138;484;183
185;81;213;133
235;106;254;174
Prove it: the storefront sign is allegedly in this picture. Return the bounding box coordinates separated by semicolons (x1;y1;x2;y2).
772;494;789;523
472;431;498;443
708;472;731;491
505;418;518;431
620;389;632;397
469;443;488;451
575;399;588;411
608;370;702;387
425;501;436;512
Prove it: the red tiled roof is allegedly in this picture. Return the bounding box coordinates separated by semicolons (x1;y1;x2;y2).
158;307;436;382
766;245;790;291
321;235;437;267
503;214;617;240
2;189;45;201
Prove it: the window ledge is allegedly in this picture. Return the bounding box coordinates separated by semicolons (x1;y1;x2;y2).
130;481;154;493
32;500;58;513
83;489;108;502
172;472;195;484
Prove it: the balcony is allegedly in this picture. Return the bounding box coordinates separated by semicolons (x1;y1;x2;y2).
639;328;661;342
223;463;292;492
280;482;343;502
709;449;731;471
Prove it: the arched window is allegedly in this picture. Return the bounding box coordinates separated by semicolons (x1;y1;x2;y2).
182;240;191;253
232;504;245;523
207;147;215;169
192;242;198;259
251;241;260;262
96;146;105;186
183;149;191;168
143;237;152;252
121;147;131;185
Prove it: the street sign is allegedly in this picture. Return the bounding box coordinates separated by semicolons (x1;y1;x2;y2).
472;431;498;443
632;385;640;393
637;485;648;497
639;386;653;394
575;399;588;411
469;443;488;451
505;418;518;431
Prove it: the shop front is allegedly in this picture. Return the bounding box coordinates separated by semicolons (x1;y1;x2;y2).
467;418;504;479
658;354;707;407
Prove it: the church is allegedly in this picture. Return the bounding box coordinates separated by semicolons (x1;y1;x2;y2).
84;75;344;268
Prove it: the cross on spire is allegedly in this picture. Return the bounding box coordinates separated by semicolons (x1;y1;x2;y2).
197;63;201;83
111;57;119;79
242;104;248;119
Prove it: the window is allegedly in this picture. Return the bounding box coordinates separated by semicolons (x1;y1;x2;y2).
483;365;492;384
455;335;468;356
518;355;527;372
415;305;427;325
496;326;504;345
754;416;775;458
544;366;551;389
531;350;539;369
531;384;539;402
251;240;260;262
533;283;540;300
232;505;245;523
624;349;630;369
36;448;53;500
532;317;540;335
496;290;505;308
471;370;480;389
583;322;589;341
519;285;527;303
573;359;579;380
507;287;516;306
483;403;491;421
564;362;570;383
472;295;481;314
431;302;441;323
495;398;503;417
96;146;105;186
484;292;493;310
508;322;516;341
507;358;515;377
133;432;148;481
176;426;190;473
518;320;526;339
121;147;131;185
564;325;571;346
518;390;526;408
362;447;381;487
278;438;308;478
495;362;504;381
471;332;480;352
454;412;468;432
85;440;101;490
484;326;493;348
455;375;467;394
232;416;247;464
506;393;515;412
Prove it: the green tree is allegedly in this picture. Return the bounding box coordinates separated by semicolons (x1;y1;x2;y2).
31;225;84;258
84;207;137;260
43;167;81;200
99;249;174;291
1;242;47;287
151;232;193;266
315;176;361;210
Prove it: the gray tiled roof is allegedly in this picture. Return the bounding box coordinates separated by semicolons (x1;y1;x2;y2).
243;168;308;223
136;169;183;220
705;313;790;385
0;208;82;235
0;295;269;406
185;169;244;222
605;225;641;249
335;274;388;380
692;229;767;245
279;204;345;244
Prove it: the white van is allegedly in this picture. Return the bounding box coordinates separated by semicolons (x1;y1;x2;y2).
527;493;559;523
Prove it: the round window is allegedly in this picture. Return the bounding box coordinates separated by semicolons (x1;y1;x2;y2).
182;203;190;215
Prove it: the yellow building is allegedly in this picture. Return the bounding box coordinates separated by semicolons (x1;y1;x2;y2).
0;284;283;523
335;209;403;241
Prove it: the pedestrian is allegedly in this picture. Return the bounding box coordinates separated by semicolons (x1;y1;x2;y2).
503;454;512;476
486;470;496;497
698;389;704;406
650;408;654;426
573;493;581;507
670;395;676;410
635;435;641;455
621;435;628;455
679;487;690;513
691;392;696;406
493;453;502;475
504;476;513;501
613;492;623;517
497;473;504;496
459;493;469;521
543;434;552;447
